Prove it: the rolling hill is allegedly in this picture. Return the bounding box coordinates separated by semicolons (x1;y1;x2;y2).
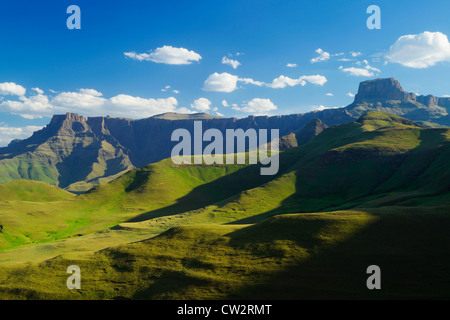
1;111;450;299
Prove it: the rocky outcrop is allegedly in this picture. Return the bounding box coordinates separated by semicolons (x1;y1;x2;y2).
354;78;414;102
296;118;328;145
348;78;450;124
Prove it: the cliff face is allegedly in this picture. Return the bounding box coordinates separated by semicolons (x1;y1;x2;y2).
1;78;449;192
0;113;134;193
354;78;414;102
347;78;450;123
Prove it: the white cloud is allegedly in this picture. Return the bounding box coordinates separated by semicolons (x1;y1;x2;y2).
325;93;334;96
0;82;26;96
203;72;239;92
222;100;229;107
350;51;362;57
239;77;265;86
0;125;44;147
215;112;224;117
312;105;342;112
32;87;44;95
108;95;179;118
173;89;180;94
232;98;277;115
190;98;211;112
222;56;241;69
267;75;305;88
313;105;328;111
204;72;327;92
52;89;106;110
338;64;380;77
176;107;195;114
286;63;297;68
386;31;450;68
311;48;331;63
0;93;53;119
267;74;327;88
0;84;182;119
124;45;202;65
347;92;355;97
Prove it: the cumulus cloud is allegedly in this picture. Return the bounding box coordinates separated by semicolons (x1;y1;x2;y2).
267;75;327;88
325;93;334;96
239;77;265;86
347;92;355;97
222;56;241;69
312;105;342;112
0;125;44;147
350;51;362;57
338;63;380;77
108;95;179;118
0;82;26;96
0;93;53;119
124;45;202;65
385;31;450;68
190;98;211;112
203;72;239;92
286;63;297;68
32;87;44;95
232;98;277;115
0;84;185;119
222;100;229;107
203;72;327;92
311;48;331;63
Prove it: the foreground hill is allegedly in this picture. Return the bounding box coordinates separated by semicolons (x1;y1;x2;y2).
1;111;450;299
1;78;449;192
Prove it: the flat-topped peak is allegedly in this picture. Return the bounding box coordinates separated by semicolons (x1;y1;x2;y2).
354;78;413;102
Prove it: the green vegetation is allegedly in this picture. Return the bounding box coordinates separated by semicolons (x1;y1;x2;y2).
1;111;450;299
0;180;74;202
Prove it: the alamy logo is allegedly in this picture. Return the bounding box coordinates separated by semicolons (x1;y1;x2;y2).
66;265;81;289
67;5;81;30
171;121;279;175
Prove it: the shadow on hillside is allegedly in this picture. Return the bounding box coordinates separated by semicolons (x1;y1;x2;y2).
227;128;450;225
127;127;450;299
122;163;278;223
228;209;450;299
129;208;450;299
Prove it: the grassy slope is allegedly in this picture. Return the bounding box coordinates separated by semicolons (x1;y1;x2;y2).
1;207;450;299
0;180;74;202
1;111;450;299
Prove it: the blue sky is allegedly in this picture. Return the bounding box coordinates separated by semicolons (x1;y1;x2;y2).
0;0;449;145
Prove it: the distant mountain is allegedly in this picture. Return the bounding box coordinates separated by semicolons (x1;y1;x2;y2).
344;78;450;125
1;78;449;192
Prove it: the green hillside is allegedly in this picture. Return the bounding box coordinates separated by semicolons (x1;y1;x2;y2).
0;180;74;202
1;207;450;299
1;111;450;299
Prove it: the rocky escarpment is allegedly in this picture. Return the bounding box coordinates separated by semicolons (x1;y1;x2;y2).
1;78;450;192
347;78;450;124
0;113;134;193
354;78;414;102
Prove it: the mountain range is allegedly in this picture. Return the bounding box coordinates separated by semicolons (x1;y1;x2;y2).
1;110;450;299
0;77;449;193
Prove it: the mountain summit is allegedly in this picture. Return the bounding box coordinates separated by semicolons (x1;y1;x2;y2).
347;78;450;124
354;78;414;102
